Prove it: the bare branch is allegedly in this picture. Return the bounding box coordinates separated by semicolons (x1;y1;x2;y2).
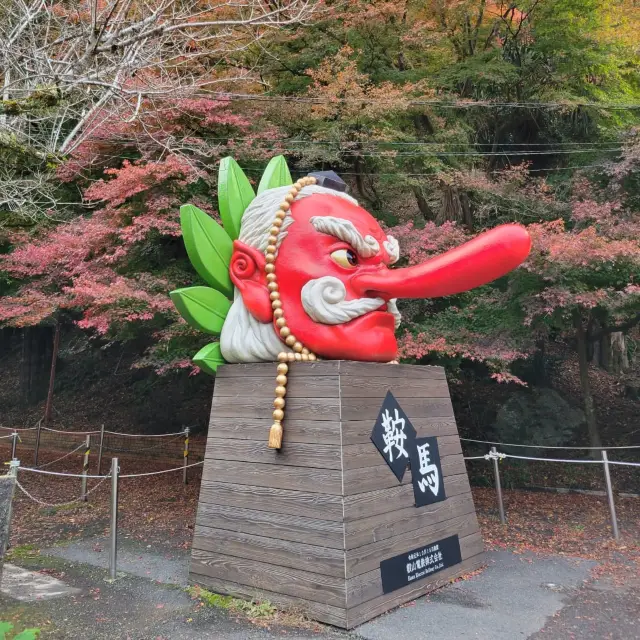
1;0;318;154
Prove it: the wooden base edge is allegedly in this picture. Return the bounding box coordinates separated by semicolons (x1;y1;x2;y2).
189;551;486;630
189;573;347;628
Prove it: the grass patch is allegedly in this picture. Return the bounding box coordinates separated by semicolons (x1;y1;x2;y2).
5;545;40;562
187;586;276;619
186;586;322;630
0;621;41;639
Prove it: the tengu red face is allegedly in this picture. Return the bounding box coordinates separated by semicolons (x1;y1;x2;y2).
229;192;531;362
276;195;400;361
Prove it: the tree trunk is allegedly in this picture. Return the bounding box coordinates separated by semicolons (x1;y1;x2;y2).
43;321;61;428
437;183;474;230
412;186;436;221
608;332;629;374
574;313;602;453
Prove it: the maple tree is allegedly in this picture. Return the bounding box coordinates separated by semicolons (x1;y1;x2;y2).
394;146;640;447
0;96;285;373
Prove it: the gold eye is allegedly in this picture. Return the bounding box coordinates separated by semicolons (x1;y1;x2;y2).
331;248;358;268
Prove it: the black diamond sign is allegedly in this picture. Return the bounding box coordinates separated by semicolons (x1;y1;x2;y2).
409;436;446;507
370;391;417;482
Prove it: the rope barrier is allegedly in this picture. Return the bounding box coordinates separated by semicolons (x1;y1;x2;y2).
502;453;605;464
607;460;640;468
0;425;38;432
35;443;85;469
464;451;506;461
18;467;110;479
103;430;187;438
42;427;101;435
18;462;203;480
101;435;184;454
15;475;110;507
119;461;204;478
460;438;640;450
0;434;16;439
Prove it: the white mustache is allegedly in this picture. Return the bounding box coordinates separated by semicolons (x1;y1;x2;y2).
301;276;401;328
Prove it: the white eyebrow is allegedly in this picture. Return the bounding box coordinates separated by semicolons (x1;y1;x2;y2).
309;216;380;258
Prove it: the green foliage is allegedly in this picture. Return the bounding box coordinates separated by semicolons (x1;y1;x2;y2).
169;287;231;335
217;157;255;240
5;544;39;562
179;204;234;298
257;155;293;194
188;586;276;619
0;622;41;640
192;342;225;374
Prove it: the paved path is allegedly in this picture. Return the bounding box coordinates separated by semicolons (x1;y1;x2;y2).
45;535;189;585
1;563;80;602
357;551;595;640
1;539;638;639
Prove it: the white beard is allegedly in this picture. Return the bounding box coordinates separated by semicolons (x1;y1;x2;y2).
219;292;285;363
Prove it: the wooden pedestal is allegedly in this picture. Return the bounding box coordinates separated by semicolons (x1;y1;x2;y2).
189;361;484;629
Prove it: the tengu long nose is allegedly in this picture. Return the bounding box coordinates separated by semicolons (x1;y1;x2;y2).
352;224;531;300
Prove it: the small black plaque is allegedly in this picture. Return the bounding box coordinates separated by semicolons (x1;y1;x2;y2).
409;436;446;507
380;535;462;594
370;391;417;481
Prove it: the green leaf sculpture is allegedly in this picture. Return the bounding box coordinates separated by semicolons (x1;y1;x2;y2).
172;155;294;374
218;157;255;241
180;204;234;298
257;155;293;194
170;286;232;335
193;342;226;375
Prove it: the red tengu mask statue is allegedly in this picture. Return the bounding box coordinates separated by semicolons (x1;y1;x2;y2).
219;172;531;364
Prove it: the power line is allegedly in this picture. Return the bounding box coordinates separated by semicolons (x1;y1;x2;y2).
206;92;640;111
237;163;611;176
327;149;621;157
86;142;622;158
86;135;628;147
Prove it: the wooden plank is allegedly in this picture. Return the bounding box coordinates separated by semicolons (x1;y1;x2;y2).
343;454;467;496
346;532;485;608
345;493;478;549
345;552;485;628
339;362;446;380
345;512;480;577
343;473;471;522
190;552;346;608
341;397;454;422
341;417;458;445
216;361;340;378
342;435;462;471
214;375;339;399
339;376;450;398
207;417;341;445
190;573;347;628
202;459;343;495
192;526;345;577
210;395;340;421
194;502;345;548
215;361;445;380
203;437;342;470
199;480;344;522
